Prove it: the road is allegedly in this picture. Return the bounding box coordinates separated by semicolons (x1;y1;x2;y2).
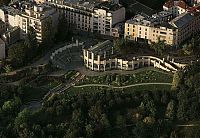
74;82;172;89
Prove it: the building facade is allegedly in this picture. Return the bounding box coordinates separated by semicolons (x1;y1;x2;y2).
124;14;177;46
83;40;184;72
169;13;193;45
0;2;59;42
45;0;125;36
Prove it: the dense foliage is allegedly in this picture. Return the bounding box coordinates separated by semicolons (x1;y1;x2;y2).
1;61;200;137
0;86;176;137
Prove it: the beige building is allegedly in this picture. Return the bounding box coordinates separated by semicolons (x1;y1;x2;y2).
0;2;59;42
124;14;177;46
45;0;125;36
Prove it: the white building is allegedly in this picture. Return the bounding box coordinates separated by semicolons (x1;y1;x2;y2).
46;0;125;36
0;2;59;42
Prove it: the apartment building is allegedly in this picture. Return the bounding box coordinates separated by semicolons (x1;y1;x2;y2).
45;0;125;36
124;13;177;46
163;0;189;17
169;12;200;45
187;5;200;34
0;2;59;42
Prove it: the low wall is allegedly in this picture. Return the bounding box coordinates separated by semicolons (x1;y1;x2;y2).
83;54;187;73
51;42;84;60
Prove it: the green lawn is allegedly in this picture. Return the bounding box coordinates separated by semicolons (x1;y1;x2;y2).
66;83;172;97
77;69;173;86
123;84;172;92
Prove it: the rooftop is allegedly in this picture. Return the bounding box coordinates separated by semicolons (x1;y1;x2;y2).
94;1;123;11
164;0;188;9
87;40;113;55
152;11;172;19
187;5;200;13
1;2;55;20
170;12;193;28
126;14;158;27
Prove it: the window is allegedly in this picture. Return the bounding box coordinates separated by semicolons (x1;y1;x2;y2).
160;32;167;35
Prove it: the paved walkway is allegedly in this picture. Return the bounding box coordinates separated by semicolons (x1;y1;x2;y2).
74;82;172;89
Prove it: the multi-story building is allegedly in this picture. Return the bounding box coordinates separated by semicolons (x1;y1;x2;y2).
163;0;189;17
125;5;200;46
45;0;125;36
169;13;193;45
0;2;59;42
124;13;177;46
187;5;200;34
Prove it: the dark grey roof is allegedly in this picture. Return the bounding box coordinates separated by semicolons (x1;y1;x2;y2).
170;13;193;28
87;40;113;56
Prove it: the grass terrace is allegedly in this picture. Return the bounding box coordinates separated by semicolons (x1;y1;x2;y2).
77;69;173;87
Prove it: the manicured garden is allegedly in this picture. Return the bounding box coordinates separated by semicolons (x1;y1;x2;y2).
77;69;173;87
65;83;172;97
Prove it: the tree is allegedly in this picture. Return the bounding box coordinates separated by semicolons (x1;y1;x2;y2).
116;115;126;127
2;97;21;115
165;100;176;120
100;114;111;128
150;37;166;56
25;27;38;48
55;15;72;43
171;71;183;90
85;124;94;137
8;42;28;67
182;43;193;56
113;38;122;52
25;26;38;60
3;64;13;73
42;17;54;47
